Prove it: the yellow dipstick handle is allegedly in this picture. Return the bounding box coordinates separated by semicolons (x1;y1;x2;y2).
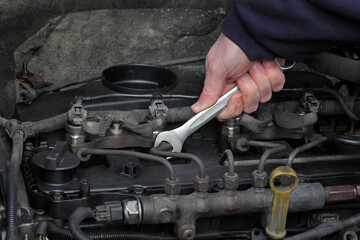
266;166;299;239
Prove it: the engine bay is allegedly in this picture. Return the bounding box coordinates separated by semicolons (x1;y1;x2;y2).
1;3;360;239
1;54;360;240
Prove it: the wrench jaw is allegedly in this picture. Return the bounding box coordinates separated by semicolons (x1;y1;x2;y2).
154;131;183;153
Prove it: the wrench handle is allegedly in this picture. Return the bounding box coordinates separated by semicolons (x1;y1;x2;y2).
185;86;240;133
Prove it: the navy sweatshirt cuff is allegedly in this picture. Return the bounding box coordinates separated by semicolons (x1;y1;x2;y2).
221;7;276;61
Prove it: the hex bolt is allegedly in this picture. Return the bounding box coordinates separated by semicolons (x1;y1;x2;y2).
165;177;180;195
251;170;268;189
193;175;210;193
123;199;141;224
223;172;239;190
158;207;173;223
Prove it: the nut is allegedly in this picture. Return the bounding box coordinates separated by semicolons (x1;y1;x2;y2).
123;199;141;224
165;177;180;195
233;138;250;152
193;175;210;193
221;125;240;137
251;170;268;189
223;172;239;190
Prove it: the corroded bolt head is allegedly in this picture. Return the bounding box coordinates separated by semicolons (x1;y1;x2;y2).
251;170;268;189
223;172;239;190
193;175;210;193
158;207;173;223
165;177;180;195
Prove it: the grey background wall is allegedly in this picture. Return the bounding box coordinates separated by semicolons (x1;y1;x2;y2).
0;0;226;117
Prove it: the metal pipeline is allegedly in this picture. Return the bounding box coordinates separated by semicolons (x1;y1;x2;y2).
236;139;287;173
136;183;325;240
222;153;360;167
218;149;235;175
149;148;206;179
287;135;328;167
79;148;176;181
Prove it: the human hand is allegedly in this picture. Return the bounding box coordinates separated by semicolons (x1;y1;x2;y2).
191;33;285;121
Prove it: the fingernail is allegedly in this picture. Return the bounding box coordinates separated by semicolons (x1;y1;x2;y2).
235;95;242;106
263;61;273;68
191;102;202;112
252;62;260;71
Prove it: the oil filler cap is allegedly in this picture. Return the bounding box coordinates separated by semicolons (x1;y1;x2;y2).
31;141;80;184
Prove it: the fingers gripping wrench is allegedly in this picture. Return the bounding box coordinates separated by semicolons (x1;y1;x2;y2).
154;86;240;152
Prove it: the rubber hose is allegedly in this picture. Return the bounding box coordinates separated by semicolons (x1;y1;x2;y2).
285;213;360;240
32;113;68;134
68;207;93;240
166;106;195;123
122;115;166;137
238;113;272;132
6;130;25;240
322;85;360;121
275;105;318;129
48;222;73;239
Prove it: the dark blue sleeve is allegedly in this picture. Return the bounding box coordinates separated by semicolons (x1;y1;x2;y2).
222;0;360;61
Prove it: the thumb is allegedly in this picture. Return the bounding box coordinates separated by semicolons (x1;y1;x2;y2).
192;71;225;113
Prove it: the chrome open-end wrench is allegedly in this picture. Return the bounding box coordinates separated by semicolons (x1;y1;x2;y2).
154;86;240;152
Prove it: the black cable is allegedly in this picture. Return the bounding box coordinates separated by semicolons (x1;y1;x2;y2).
80;148;176;181
285;212;360;240
36;73;102;96
47;221;251;240
80;93;198;102
68;207;94;240
152;56;206;67
322;85;360;121
6;130;25;240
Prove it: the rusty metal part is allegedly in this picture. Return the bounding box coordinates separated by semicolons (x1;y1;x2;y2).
16;61;34;81
16;61;45;89
71;131;153;152
193;175;210;193
324;185;358;203
165;177;181;195
223;172;239;190
27;75;46;89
